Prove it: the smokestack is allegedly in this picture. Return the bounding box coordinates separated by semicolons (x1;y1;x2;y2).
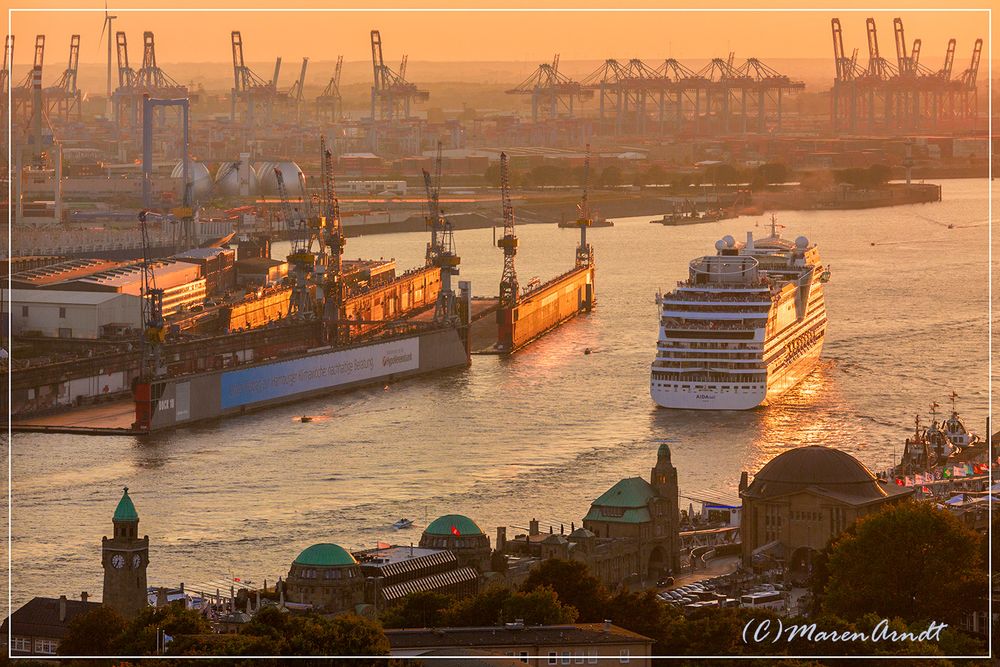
80;592;88;604
496;527;507;553
59;595;67;622
529;519;539;536
739;471;749;493
746;231;754;251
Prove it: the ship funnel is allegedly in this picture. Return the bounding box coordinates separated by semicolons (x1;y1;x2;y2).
746;231;754;252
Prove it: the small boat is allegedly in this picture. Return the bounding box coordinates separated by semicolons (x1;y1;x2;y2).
300;415;313;423
392;518;413;530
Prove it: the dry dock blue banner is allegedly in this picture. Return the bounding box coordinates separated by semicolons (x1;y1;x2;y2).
219;338;420;409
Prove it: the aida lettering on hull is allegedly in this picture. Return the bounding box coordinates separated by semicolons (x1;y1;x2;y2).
219;338;420;409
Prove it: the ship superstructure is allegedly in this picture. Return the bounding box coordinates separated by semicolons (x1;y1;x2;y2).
651;220;830;410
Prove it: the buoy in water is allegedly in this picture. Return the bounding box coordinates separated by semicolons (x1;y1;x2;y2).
383;385;390;391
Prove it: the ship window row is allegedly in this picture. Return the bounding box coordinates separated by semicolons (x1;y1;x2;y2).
663;330;757;340
662;304;771;314
657;351;761;360
661;341;761;351
652;371;764;383
654;360;765;371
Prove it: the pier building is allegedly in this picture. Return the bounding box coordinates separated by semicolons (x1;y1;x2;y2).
739;446;913;578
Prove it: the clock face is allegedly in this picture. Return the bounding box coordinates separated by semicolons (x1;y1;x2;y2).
132;554;142;569
111;554;125;569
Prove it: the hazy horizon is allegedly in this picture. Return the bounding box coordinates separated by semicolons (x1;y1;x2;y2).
7;5;990;68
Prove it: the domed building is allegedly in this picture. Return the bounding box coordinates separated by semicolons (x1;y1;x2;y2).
419;514;491;571
739;446;913;576
284;543;364;613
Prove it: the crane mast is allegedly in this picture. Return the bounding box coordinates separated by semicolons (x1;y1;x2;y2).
136;210;165;381
276;167;315;318
575;144;594;269
497;152;519;309
320;135;347;342
424;140;444;266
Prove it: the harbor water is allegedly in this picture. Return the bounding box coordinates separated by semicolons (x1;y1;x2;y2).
6;178;994;609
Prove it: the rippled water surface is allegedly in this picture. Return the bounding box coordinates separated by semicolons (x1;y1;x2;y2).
7;178;994;608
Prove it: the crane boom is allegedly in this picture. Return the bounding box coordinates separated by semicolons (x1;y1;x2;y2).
941;38;956;79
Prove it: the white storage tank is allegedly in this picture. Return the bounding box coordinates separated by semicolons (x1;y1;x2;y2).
215;161;259;197
171;160;212;201
256;161;305;197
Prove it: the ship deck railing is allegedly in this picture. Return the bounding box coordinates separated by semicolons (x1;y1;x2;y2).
662;320;763;331
661;292;775;304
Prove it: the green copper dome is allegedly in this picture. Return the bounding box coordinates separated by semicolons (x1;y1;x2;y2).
293;543;357;567
424;514;484;537
113;487;139;522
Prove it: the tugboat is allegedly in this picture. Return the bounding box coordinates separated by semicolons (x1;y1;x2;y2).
940;391;981;448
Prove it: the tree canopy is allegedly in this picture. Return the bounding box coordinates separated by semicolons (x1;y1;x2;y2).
818;500;986;625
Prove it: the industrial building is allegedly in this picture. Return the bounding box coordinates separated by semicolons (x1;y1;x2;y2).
4;288;142;339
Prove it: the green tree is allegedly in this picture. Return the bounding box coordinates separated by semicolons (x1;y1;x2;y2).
598;165;622;187
379;591;453;629
525;164;570;187
501;586;578;625
114;603;212;655
238;607;390;659
753;163;788;188
867;163;892;185
484;163;502;188
522;558;608;621
58;605;126;656
444;586;510;626
819;500;986;625
601;589;680;654
704;163;739;186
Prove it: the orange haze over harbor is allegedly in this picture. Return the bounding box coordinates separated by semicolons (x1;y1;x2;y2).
7;1;991;67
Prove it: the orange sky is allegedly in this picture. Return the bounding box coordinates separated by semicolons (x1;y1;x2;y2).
6;1;992;65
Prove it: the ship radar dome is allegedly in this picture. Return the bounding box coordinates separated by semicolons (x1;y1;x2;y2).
715;239;727;251
795;236;809;249
722;235;735;247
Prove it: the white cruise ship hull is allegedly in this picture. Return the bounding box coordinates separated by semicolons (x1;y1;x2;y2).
650;336;824;410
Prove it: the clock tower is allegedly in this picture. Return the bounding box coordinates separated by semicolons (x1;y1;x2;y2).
102;487;149;619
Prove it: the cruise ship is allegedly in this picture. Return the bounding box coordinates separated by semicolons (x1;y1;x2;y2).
650;220;830;410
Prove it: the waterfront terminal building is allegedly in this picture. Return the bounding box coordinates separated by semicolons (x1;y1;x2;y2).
739;445;913;579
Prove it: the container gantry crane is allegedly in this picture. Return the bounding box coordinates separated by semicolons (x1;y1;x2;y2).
12;35;43;126
45;34;82;121
317;55;344;122
497;152;519;310
370;29;428;121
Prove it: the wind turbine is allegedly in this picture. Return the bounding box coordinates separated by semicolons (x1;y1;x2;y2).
98;0;116;118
